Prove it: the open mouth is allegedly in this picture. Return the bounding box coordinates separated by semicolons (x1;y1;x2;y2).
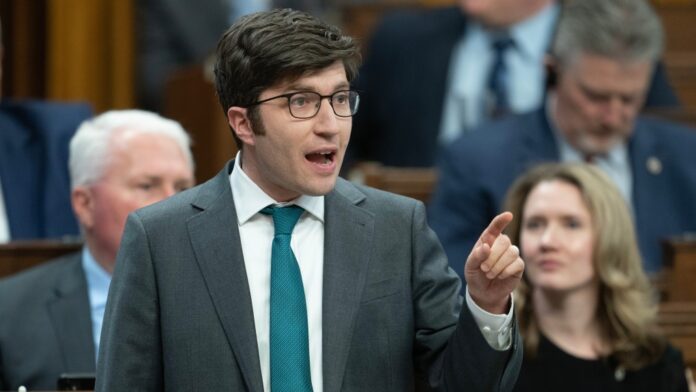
305;150;336;166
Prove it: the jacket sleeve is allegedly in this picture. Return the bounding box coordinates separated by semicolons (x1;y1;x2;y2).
410;201;522;391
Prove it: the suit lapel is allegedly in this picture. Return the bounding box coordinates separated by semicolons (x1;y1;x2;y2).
186;167;376;391
322;180;374;392
187;163;264;391
628;120;665;270
46;253;96;372
518;109;559;167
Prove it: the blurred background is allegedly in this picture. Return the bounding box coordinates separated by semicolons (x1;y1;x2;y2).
1;0;695;183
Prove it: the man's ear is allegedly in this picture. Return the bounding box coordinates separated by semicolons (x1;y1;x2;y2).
227;106;256;147
71;186;95;229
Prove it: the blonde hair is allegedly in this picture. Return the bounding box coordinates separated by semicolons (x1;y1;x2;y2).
504;163;665;370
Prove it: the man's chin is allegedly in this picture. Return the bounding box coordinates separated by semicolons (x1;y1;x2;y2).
580;136;622;156
303;176;338;196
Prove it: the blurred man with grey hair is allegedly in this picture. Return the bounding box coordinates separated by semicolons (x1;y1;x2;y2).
349;0;679;168
430;0;696;280
0;110;195;391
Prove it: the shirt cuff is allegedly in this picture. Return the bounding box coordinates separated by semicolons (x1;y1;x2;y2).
465;287;514;351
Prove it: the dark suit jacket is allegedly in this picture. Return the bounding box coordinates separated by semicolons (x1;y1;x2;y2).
0;252;95;391
349;6;680;168
96;161;522;391
0;100;92;240
429;108;696;278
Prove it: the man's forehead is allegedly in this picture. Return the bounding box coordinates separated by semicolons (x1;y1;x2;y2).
565;52;652;76
564;53;652;88
267;62;348;92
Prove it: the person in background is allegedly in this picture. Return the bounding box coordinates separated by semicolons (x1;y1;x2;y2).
503;162;689;391
96;9;524;392
0;110;195;391
348;0;679;168
0;16;92;242
429;0;696;280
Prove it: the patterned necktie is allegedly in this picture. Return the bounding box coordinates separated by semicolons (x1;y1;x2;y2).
261;205;313;392
487;34;515;118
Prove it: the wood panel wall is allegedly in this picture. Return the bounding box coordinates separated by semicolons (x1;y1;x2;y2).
46;0;135;111
655;1;696;111
0;0;46;98
0;0;134;111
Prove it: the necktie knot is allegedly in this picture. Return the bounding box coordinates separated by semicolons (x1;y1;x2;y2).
491;35;514;53
261;205;304;235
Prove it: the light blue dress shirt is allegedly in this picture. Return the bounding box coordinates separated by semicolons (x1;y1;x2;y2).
81;246;112;362
439;3;560;143
228;0;270;24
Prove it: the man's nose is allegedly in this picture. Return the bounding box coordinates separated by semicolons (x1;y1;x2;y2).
313;98;341;136
600;98;625;127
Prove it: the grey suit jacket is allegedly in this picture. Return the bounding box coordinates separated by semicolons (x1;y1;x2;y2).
0;252;95;390
96;161;522;391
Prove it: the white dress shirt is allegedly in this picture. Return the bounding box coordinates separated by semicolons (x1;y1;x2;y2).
230;155;325;392
440;2;559;143
0;176;10;243
229;153;513;392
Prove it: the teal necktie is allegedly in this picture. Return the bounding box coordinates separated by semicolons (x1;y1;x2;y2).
261;205;313;392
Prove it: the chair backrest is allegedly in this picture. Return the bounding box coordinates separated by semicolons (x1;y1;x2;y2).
644;108;696;129
164;63;237;183
658;301;696;374
350;162;438;204
0;240;82;279
663;234;696;301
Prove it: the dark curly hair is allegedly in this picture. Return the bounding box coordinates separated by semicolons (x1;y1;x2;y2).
214;9;361;147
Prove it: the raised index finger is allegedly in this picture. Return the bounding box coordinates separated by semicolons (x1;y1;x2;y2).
478;211;513;248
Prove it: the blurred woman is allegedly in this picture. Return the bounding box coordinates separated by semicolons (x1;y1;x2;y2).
504;163;689;391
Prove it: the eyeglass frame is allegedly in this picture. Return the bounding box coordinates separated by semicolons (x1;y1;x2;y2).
244;90;360;119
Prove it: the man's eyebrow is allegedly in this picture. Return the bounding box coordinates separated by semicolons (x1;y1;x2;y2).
284;81;350;92
577;81;608;96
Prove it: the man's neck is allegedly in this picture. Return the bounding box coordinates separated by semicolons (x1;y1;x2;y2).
480;0;554;29
85;239;115;275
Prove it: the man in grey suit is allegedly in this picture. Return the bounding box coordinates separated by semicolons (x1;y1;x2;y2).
0;110;195;391
97;9;524;391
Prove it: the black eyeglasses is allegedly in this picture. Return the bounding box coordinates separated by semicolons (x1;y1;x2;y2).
246;90;360;119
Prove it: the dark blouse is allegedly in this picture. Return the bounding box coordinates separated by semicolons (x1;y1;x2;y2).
513;334;689;392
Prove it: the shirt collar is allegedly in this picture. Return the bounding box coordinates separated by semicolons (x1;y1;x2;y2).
507;2;559;61
229;151;325;225
81;246;112;303
546;95;628;165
